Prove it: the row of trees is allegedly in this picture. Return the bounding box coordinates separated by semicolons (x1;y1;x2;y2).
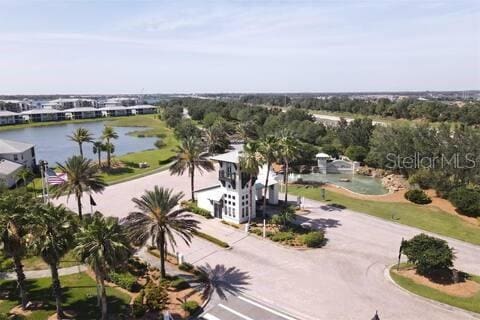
0;185;201;320
68;126;118;168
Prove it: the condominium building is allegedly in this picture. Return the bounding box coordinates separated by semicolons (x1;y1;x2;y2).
0;100;32;112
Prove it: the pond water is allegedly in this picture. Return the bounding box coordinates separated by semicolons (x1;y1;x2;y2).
288;172;388;195
0;121;157;165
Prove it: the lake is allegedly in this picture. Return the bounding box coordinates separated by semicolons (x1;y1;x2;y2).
0;121;157;165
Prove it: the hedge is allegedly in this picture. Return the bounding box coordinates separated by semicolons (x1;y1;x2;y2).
178;262;194;272
181;201;213;219
170;277;190;291
193;230;229;248
182;300;200;315
449;187;480;217
301;231;325;248
108;271;141;292
404;189;432;205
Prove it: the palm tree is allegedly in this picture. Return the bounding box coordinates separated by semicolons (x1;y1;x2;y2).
122;186;199;278
92;141;105;168
0;190;37;309
73;213;131;320
101;126;118;168
278;130;300;205
16;168;36;195
31;204;77;319
52;156;106;219
239;142;262;225
169;136;214;201
258;135;280;218
68;127;93;157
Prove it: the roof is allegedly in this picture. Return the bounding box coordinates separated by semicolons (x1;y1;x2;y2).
22;109;66;115
125;105;157;110
64;107;99;112
0;159;23;176
316;152;330;158
0;139;34;153
194;185;223;201
99;106;129;111
0;111;19;117
210;150;242;164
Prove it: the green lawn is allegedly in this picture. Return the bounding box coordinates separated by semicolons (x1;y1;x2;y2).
390;264;480;314
288;185;480;245
25;114;178;189
0;272;131;319
21;251;80;272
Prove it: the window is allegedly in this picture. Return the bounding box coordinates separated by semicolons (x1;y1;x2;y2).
232;196;236;200
13;154;18;161
232;208;235;217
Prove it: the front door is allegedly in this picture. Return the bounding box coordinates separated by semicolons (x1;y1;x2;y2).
213;203;223;219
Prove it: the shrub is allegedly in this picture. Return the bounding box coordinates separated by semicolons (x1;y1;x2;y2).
154;139;166;149
181;300;200;315
108;271;141;292
128;257;148;276
0;253;14;272
408;169;435;189
158;156;175;166
250;228;262;236
270;231;295;242
404;189;431;205
402;234;454;276
181;201;213;219
178;262;194;272
132;290;147;318
449;187;480;217
301;231;325;248
144;283;169;311
170;277;190;291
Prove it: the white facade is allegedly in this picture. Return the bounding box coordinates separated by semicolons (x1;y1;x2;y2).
0;111;20;125
22;109;67;122
99;106;129;117
0;100;32;113
44;98;97;110
0;159;23;188
0;139;36;170
104;97;138;107
196;149;280;224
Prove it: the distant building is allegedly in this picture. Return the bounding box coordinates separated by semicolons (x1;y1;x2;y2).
127;105;158;115
195;148;279;224
22;109;67;122
0;111;21;125
64;107;102;119
0;100;32;112
104;97;138;107
43;98;98;110
100;106;129;117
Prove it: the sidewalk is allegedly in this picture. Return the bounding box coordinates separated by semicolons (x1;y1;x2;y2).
0;265;87;281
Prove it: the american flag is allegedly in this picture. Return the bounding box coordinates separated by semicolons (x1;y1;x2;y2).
46;169;66;185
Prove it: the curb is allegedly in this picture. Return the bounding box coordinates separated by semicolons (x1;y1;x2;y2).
384;264;480;319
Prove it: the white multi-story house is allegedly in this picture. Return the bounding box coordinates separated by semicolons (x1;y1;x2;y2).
0;100;32;112
104;97;138;107
99;106;129;117
22;109;67;122
195;148;279;224
0;139;36;187
64;107;102;119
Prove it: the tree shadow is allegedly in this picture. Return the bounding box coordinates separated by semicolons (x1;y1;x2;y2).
191;264;250;300
295;215;341;230
319;203;346;211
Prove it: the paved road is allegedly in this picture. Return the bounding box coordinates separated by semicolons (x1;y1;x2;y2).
202;295;298;320
54;169;480;320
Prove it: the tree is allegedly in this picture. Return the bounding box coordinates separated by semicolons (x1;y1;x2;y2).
271;206;296;227
237;121;258;141
122;187;199;278
402;234;454;276
345;145;368;162
73;213;131;320
31;204;77;319
239;142;262;225
258;135;280;218
449;187;480;217
52;156;106;219
278;131;300;205
92;141;106;168
0;190;37;309
68;127;93;157
204;122;230;154
16;168;36;195
169;136;214;201
101;126;118;168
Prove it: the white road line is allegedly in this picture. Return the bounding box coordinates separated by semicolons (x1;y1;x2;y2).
202;314;222;320
218;303;256;320
238;296;298;320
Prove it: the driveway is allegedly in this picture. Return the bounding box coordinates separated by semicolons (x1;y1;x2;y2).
55;169;480;320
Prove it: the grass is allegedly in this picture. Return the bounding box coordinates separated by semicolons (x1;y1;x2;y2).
390;264;480;314
0;272;131;319
25;114;178;190
21;251;80;271
288;185;480;245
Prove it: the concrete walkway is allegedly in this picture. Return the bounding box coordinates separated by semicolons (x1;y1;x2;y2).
0;265;87;281
53;168;480;320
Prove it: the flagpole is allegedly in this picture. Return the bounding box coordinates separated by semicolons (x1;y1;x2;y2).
39;160;46;202
44;161;50;203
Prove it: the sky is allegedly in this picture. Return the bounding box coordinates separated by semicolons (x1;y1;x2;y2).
0;0;479;94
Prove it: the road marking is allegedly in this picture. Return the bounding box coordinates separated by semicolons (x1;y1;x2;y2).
218;303;255;320
238;296;298;320
202;314;222;320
